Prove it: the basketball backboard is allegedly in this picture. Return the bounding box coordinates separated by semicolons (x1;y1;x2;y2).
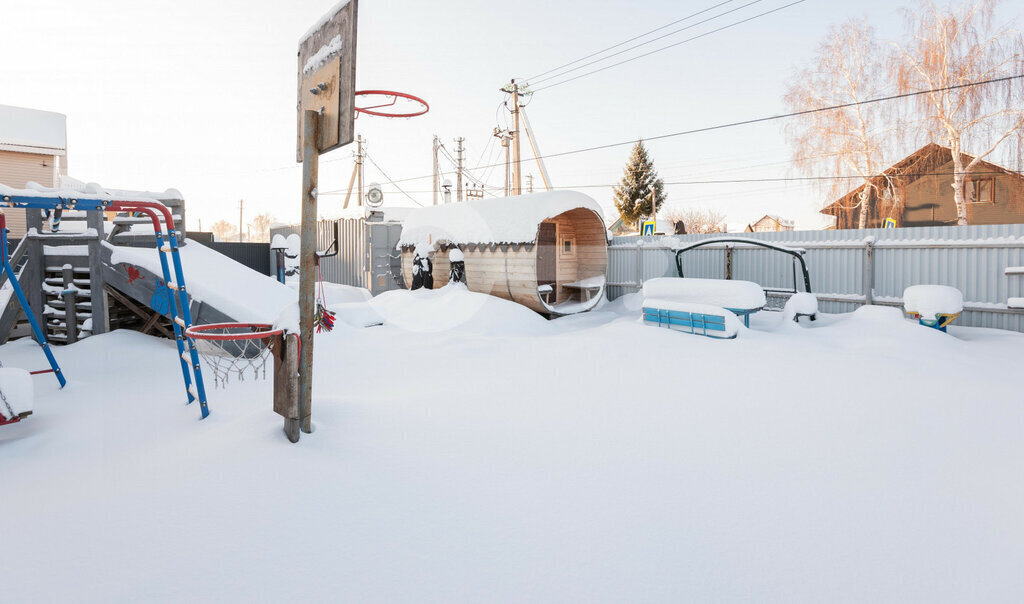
296;0;358;161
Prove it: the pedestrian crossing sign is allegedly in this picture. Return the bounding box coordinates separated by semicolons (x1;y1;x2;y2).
883;217;896;229
641;220;656;236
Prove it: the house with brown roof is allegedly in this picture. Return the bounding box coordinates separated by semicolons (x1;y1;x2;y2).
745;215;794;232
821;143;1024;229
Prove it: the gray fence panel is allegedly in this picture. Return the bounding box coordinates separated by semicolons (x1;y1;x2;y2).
201;241;271;275
610;224;1024;332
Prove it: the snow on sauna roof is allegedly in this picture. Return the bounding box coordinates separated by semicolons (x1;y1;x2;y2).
398;190;605;251
0;179;181;205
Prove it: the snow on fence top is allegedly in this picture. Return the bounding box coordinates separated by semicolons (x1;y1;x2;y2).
0;104;66;153
0;179;180;205
398;190;605;253
643;277;767;310
903;285;964;317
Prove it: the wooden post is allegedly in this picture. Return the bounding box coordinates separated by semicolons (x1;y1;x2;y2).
61;264;77;344
725;245;733;280
863;238;875;305
297;109;319;436
86;210;108;335
273;333;301;443
25;211;45;329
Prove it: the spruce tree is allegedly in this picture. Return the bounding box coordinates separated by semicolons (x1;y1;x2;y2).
613;140;666;226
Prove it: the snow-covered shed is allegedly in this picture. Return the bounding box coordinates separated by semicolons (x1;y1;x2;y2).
398;191;608;315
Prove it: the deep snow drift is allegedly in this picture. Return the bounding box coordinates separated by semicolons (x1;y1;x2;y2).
2;290;1024;602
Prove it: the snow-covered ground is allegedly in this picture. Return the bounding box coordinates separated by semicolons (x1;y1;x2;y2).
3;287;1024;602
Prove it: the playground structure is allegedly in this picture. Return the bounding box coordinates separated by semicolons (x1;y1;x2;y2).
0;183;210;420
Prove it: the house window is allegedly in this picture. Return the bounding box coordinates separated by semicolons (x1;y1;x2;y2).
970;178;994;204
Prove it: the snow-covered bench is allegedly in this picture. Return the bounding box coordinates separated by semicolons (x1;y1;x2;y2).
642;277;766;327
903;285;963;332
0;368;34;426
642;299;742;339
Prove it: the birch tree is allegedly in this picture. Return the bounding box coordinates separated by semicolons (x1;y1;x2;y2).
896;0;1024;225
247;213;274;243
210;220;237;242
784;19;897;229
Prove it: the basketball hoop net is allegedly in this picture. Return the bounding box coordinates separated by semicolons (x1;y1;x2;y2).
354;90;429;118
185;323;285;388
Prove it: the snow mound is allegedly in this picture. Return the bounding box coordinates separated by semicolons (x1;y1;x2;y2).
319;282;372;304
784;292;818;320
0;367;33;419
398;190;604;253
903;285;964;317
273;283;374;332
329;302;384;328
368;284;550;336
643;277;766;309
603;292;644;315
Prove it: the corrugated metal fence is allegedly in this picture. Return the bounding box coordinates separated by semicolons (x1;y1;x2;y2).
200;241;271;275
609;223;1024;332
270;218;404;295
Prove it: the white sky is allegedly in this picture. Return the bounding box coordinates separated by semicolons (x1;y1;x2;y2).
2;0;1020;231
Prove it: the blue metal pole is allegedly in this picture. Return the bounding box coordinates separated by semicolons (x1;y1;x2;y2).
0;222;65;388
163;228;209;418
150;229;198;409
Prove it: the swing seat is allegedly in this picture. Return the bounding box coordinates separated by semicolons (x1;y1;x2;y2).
0;368;34;426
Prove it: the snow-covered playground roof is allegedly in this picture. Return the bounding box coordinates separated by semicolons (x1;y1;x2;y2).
0;178;182;205
398;190;605;251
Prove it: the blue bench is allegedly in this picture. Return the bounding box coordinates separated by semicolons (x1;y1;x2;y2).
642;306;737;339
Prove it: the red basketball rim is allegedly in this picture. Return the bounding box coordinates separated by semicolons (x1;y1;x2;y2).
354;90;429;118
185;323;283;341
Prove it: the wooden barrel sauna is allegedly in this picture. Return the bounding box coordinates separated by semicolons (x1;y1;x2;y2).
398;191;608;315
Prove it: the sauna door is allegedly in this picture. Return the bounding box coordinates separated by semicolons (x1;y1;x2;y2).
537;222;557;288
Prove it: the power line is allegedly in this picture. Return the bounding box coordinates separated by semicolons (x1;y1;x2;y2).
323;73;1024;190
525;0;741;82
363;152;425;207
535;0;807;91
529;0;767;87
322;170;1018;195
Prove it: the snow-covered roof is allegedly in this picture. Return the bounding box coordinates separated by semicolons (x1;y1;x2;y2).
397;190;605;251
0;178;182;205
334;204;415;223
0;104;67;155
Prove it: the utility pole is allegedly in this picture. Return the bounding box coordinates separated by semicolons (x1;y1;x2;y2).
356;134;364;206
492;127;512;197
432;135;440;205
238;199;243;242
455;136;465;202
510;80;522;196
500;79;528;195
